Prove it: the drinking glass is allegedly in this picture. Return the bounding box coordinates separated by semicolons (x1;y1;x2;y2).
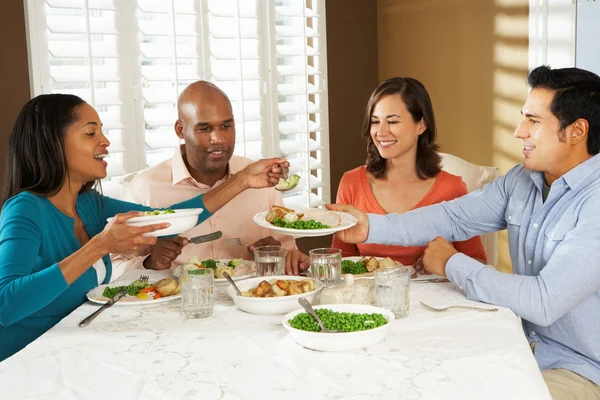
309;248;342;288
254;245;285;276
374;267;411;318
180;269;214;319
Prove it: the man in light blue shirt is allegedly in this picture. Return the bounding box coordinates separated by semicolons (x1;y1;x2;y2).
329;66;600;399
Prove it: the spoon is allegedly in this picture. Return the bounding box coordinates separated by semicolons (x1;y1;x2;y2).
275;165;300;192
222;271;242;296
297;298;343;333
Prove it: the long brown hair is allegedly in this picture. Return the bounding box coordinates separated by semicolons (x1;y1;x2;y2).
1;94;97;209
362;77;441;179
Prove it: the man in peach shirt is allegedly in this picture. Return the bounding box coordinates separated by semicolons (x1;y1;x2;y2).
111;81;306;277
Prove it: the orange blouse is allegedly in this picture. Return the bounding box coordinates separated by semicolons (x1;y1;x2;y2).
332;166;487;266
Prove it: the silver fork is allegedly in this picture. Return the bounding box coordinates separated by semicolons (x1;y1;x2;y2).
223;238;248;247
139;275;149;284
420;301;499;313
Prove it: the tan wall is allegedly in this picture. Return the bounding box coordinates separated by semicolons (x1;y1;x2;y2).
377;0;529;272
297;0;379;253
0;2;31;187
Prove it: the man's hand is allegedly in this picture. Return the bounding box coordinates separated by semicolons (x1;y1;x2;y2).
143;236;189;270
248;236;281;253
248;236;309;276
421;237;458;277
325;204;370;244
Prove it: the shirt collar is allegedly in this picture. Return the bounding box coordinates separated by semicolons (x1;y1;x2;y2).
528;153;600;190
171;145;245;187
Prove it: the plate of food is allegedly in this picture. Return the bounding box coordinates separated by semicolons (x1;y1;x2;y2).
86;277;181;305
227;275;323;314
282;304;395;352
173;257;256;285
253;205;357;238
341;256;401;278
106;208;203;237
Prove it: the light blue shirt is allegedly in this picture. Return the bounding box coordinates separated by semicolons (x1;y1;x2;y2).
366;155;600;385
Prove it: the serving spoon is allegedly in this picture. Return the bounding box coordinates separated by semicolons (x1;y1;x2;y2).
297;297;343;333
222;271;242;296
275;164;300;192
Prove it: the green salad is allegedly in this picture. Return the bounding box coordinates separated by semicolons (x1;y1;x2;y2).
288;308;387;332
144;209;175;216
102;279;150;298
341;260;368;274
272;218;330;230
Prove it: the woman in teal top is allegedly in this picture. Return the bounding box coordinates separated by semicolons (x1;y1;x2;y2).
0;94;287;361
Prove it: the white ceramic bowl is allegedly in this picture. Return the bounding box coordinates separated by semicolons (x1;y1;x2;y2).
227;276;323;315
106;208;203;237
282;304;395;352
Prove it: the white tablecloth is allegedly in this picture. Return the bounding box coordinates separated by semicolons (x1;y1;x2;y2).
0;270;551;400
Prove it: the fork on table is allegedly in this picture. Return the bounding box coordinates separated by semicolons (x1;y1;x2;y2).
419;301;499;313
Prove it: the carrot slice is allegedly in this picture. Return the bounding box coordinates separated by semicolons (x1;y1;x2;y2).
139;286;156;293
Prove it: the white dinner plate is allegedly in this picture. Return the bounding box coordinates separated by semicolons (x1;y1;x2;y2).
106;208;203;237
252;209;357;238
172;259;256;286
86;283;181;306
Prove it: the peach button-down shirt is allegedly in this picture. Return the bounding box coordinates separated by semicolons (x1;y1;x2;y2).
111;147;296;278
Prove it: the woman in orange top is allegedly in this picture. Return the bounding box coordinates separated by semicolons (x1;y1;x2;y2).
332;77;487;266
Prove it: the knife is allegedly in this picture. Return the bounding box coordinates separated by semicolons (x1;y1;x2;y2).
79;288;127;328
188;230;222;244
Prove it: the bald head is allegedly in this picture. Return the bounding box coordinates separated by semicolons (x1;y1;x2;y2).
174;81;236;177
177;81;231;119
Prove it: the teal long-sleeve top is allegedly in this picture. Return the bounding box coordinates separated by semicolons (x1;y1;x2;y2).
0;190;211;361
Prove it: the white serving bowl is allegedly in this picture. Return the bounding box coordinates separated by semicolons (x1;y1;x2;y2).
226;275;323;315
282;304;395;352
107;208;203;237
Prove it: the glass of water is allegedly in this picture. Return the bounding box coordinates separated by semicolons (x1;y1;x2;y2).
375;267;411;318
254;245;285;276
309;248;342;288
180;269;214;319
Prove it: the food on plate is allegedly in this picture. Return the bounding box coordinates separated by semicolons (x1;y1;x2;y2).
143;209;175;216
288;308;388;332
101;278;179;301
241;278;315;297
183;257;255;278
265;206;340;230
275;174;301;191
341;257;397;275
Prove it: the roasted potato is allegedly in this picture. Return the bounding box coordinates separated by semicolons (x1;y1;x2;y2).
366;257;379;272
379;257;397;269
155;278;178;297
255;280;273;297
272;280;289;296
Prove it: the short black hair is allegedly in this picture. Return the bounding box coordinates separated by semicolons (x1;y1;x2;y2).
1;94;90;208
528;65;600;155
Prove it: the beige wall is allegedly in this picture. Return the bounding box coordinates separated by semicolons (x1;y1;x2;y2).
377;0;529;272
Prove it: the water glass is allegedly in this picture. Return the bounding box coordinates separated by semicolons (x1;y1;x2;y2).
254;245;285;277
180;269;214;319
375;267;411;318
309;248;342;288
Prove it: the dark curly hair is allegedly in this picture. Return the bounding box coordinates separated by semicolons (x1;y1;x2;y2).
362;77;441;179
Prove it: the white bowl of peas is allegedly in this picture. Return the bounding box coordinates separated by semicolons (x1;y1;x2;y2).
282;304;395;352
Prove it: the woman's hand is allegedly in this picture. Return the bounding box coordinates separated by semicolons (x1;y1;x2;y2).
325;204;370;244
96;211;170;254
238;158;289;189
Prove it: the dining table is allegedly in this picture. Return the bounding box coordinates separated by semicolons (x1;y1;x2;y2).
0;269;551;400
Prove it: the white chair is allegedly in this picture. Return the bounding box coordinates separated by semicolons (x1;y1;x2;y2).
439;152;500;268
